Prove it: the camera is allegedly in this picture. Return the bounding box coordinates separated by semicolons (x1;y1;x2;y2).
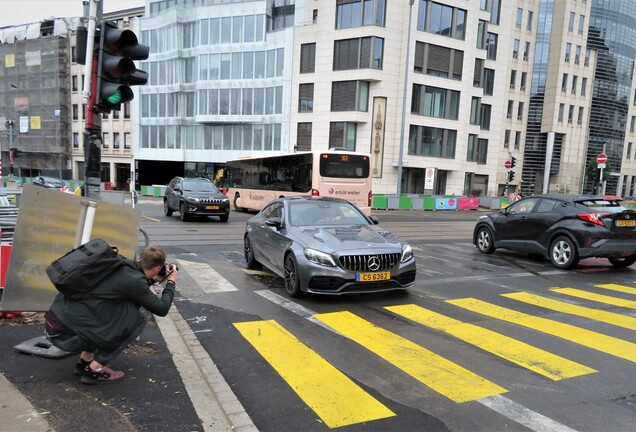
158;263;178;276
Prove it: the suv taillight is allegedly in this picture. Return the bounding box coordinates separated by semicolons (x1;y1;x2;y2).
577;212;609;227
311;189;320;196
368;191;372;207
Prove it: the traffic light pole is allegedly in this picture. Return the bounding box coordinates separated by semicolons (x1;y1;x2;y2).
82;0;102;199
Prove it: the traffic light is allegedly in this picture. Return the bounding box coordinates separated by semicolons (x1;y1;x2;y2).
507;170;515;182
95;21;149;113
510;156;517;168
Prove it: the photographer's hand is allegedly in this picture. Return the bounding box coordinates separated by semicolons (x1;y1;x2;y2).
166;264;178;284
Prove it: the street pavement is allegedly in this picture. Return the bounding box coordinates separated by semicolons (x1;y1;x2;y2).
0;269;257;432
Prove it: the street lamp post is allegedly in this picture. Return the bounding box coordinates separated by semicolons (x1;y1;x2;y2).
396;0;415;196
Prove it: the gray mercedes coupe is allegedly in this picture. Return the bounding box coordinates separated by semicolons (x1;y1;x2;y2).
244;196;416;297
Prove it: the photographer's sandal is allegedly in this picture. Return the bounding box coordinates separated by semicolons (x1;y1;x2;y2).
81;366;125;384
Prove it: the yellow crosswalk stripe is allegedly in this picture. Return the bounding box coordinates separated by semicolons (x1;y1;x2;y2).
314;311;506;403
594;283;636;296
386;304;595;381
448;298;636;363
233;320;395;428
504;292;636;331
550;288;636;309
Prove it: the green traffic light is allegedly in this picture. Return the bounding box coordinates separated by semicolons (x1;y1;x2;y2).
106;89;122;104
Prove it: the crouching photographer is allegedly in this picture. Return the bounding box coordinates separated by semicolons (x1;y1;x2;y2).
44;246;178;384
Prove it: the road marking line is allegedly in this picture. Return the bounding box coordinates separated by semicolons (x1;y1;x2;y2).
386;304;595;380
234;320;395;428
448;298;636;362
504;292;636;331
550;288;636;309
594;283;636;296
177;259;237;293
314;311;507;403
478;395;578;432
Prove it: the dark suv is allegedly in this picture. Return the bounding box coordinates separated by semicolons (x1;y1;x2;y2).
164;177;230;222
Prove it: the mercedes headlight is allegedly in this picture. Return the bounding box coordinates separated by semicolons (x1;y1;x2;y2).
304;248;337;267
401;244;414;263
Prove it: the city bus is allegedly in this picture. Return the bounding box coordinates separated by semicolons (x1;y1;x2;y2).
225;150;372;214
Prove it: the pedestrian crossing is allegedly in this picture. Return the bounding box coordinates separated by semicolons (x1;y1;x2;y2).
231;284;636;429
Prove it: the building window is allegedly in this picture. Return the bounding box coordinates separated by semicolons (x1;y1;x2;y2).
507;100;514;118
336;0;386;29
73;104;78;120
516;8;523;29
476;20;487;49
575;45;581;64
484;68;495;95
571;75;578;95
113;132;120;149
520;72;527;91
331;80;369;112
417;0;466;40
581;77;587;96
313;9;318;23
523;41;530;60
517;102;524;120
113;109;120;119
467;134;488;164
124;132;131;149
568;105;574;124
73;132;79;148
561;73;568;92
631;116;636;133
470;97;481;125
333;37;383;71
297;122;312;151
414;42;463;80
526;10;533;31
514;131;521;149
480;104;492;130
486;32;498;60
473;58;484;87
329;122;357;150
578;15;585;35
513;39;520;58
298;83;314;112
71;46;77;63
558;103;565;122
628;142;633;160
124;103;130;118
102;133;110;149
300;43;316;73
568;12;575;32
504;129;511;148
584;48;591;66
411;84;460;120
409;125;456;158
578;107;584;125
565;43;571;62
72;75;78;92
510;70;516;89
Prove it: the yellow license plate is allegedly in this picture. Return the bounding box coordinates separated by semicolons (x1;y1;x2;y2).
206;205;220;210
616;220;636;227
356;271;390;282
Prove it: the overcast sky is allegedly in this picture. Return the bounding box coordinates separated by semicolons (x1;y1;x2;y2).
0;0;145;27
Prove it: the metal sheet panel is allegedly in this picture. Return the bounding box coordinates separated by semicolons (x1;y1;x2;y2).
0;185;142;311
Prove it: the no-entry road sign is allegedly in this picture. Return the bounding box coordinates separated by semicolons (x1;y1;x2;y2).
504;160;512;169
597;153;608;164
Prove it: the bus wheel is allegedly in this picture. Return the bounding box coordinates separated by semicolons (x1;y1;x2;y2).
234;194;245;212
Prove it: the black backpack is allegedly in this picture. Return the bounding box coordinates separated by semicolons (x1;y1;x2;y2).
46;239;131;299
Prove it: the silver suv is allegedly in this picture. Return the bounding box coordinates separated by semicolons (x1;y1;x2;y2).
164;177;230;222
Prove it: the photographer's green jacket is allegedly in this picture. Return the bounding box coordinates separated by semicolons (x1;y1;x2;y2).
50;259;175;350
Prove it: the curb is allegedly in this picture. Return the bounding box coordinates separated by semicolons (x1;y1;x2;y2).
0;372;53;431
154;304;257;432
